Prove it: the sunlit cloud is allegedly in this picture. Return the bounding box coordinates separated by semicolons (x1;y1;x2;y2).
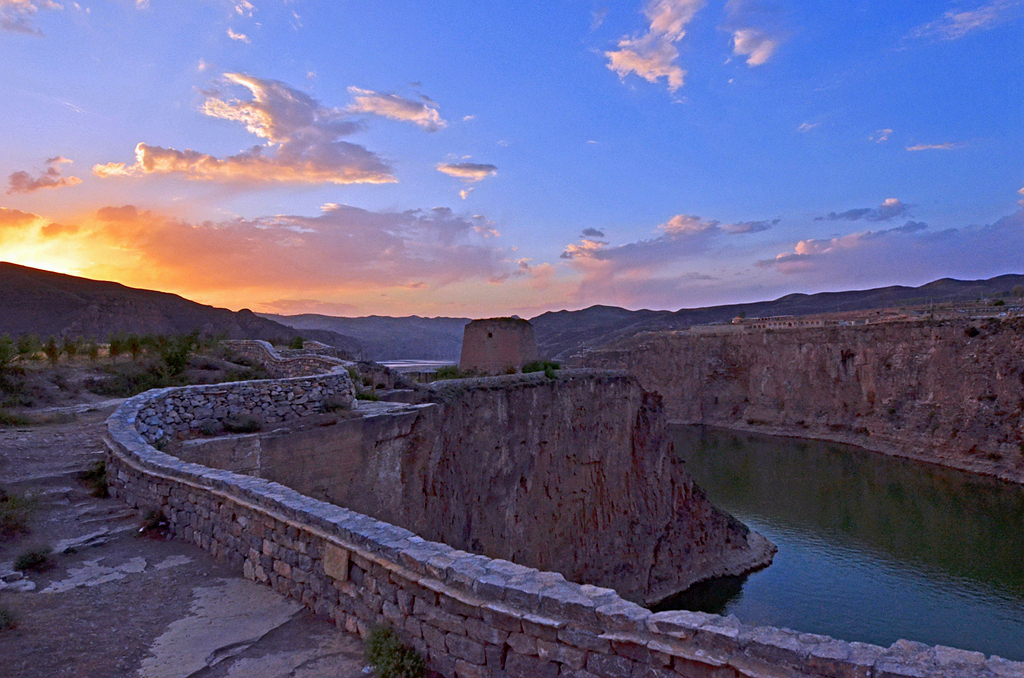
816;198;910;222
731;28;778;66
94;73;395;185
227;27;250;43
906;142;966;151
909;0;1022;41
1;0;63;35
234;0;254;17
605;0;705;92
7;156;81;194
0;203;517;310
346;87;446;131
437;162;497;183
459;188;474;200
870;128;893;143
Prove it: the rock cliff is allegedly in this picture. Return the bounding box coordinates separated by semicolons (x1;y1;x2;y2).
580;318;1024;483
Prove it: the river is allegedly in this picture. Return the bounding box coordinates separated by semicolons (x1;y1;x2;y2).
663;425;1024;661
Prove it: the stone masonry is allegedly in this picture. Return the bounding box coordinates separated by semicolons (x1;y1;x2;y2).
459;318;539;373
104;372;1024;678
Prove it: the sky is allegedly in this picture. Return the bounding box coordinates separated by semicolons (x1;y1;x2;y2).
1;0;1022;318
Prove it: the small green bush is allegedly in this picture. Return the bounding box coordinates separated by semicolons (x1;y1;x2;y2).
0;489;37;540
223;415;261;433
0;409;31;427
14;548;52;573
322;396;350;413
0;607;15;632
287;336;305;350
0;335;15;371
522;360;560;374
433;365;471;380
139;509;169;537
44;337;60;365
364;626;426;678
355;390;381;401
77;460;109;498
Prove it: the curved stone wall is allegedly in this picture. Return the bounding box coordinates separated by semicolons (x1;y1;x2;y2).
104;374;1024;678
222;339;348;378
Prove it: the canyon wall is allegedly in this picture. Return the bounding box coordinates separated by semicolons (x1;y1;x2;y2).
580;317;1024;483
171;371;775;605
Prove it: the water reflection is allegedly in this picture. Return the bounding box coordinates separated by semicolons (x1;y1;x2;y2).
668;425;1024;660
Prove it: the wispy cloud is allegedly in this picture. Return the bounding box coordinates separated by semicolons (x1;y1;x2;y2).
346;87;446;132
909;0;1022;41
815;198;910;222
870;128;893;143
226;27;250;43
724;0;784;67
605;0;706;92
94;73;395;185
906;142;966;151
798;122;819;132
1;0;63;35
7;156;81;194
591;6;608;30
437;162;497;183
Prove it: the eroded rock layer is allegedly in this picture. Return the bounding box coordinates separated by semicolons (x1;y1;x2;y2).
580;318;1024;483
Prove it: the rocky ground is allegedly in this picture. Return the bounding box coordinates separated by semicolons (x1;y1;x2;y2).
0;402;367;678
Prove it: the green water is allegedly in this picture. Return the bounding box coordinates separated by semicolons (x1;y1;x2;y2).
663;426;1024;661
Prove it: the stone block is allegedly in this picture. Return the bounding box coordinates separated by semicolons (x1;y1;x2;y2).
447;633;487;665
508;633;538;656
466;617;509;646
537;639;586;669
587;652;635;678
559;627;611;653
506;651;560;678
455;658;490;678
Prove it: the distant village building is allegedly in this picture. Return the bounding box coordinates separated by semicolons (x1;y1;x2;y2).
459;317;539;373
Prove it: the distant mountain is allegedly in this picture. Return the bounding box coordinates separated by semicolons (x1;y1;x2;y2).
0;262;363;356
261;313;470;362
531;274;1024;361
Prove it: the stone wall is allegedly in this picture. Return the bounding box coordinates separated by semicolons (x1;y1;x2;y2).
460;318;539;373
222;339;347;378
105;380;1024;678
133;370;355;444
581;317;1024;484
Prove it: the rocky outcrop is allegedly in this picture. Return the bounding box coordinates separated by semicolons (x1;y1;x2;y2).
581;317;1024;483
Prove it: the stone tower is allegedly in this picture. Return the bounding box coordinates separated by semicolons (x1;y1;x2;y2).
459;317;539;373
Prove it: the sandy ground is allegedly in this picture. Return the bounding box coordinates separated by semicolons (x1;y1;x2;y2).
0;402;368;678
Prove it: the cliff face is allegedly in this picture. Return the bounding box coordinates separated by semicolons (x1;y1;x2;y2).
581;318;1024;483
198;372;776;605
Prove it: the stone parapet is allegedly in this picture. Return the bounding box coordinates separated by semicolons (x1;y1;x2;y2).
222;339;347;378
133;370;355;444
105;375;1024;678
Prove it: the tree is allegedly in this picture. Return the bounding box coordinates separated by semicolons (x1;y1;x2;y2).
126;335;142;361
108;335;123;360
86;341;100;361
159;332;199;377
288;336;305;350
62;337;79;360
44;337;60;365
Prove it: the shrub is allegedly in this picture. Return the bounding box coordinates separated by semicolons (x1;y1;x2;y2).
84;361;168;397
364;626;426;678
223;415;261;433
126;335;142;361
433;365;468;380
523;361;561;377
158;333;199;377
14;548;52;573
198;420;223;436
139;509;169;538
62;337;79;359
44;337;60;365
0;409;31;427
0;488;37;539
992;299;1006;307
323;396;350;413
287;336;305;350
356;390;381;401
85;341;100;361
77;460;109;498
0;335;15;372
965;326;981;338
0;607;14;632
16;334;40;358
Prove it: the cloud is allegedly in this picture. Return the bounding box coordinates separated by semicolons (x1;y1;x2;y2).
605;0;705;92
1;0;62;35
459;188;474;200
906;142;966;151
756;210;1024;290
226;27;250;42
731;28;779;66
234;0;254;17
0;203;516;304
591;6;608;30
798;122;819;132
870;128;893;143
724;0;784;67
581;227;606;238
94;73;395;185
7;156;81;194
346;87;446;131
261;299;359;316
816;198;910;222
437;162;497;183
909;0;1022;41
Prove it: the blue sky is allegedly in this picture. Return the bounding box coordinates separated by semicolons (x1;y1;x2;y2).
1;0;1021;316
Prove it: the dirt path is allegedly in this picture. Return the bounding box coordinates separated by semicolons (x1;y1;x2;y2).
0;405;367;678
